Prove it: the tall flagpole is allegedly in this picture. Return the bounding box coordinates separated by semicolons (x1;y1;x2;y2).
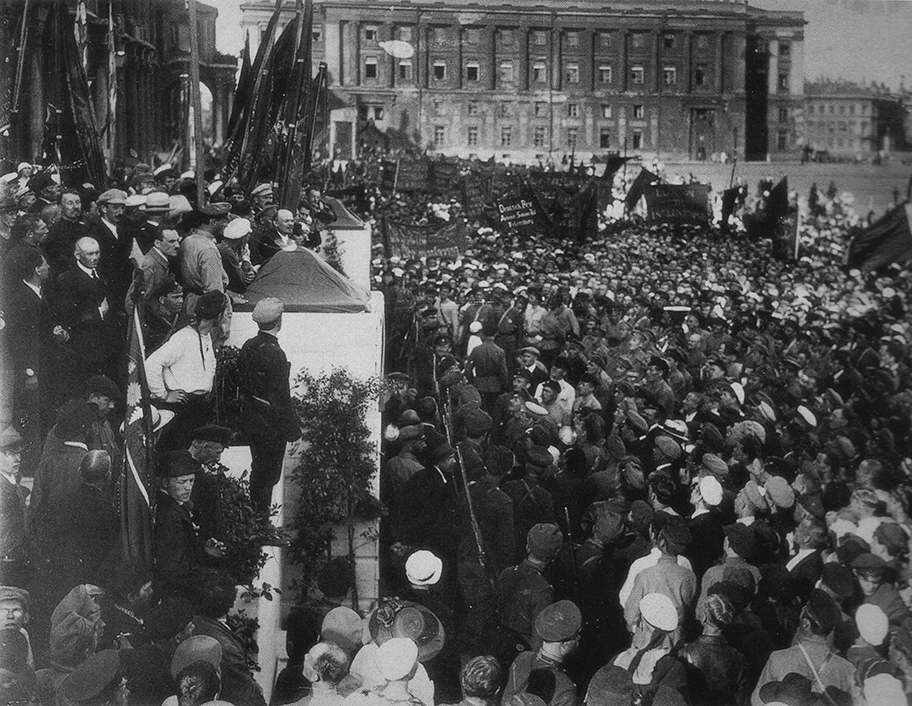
106;1;117;171
187;0;206;207
10;0;31;130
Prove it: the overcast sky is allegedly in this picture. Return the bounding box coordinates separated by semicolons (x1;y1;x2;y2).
213;0;912;91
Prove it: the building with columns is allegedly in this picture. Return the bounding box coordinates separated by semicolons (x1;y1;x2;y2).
240;0;804;162
1;0;236;169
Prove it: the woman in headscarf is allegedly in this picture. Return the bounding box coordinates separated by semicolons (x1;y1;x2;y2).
611;592;687;705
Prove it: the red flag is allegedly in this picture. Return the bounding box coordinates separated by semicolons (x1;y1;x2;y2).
120;306;156;573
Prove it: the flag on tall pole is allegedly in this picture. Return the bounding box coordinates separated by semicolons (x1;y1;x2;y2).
225;30;251;140
120;304;156;573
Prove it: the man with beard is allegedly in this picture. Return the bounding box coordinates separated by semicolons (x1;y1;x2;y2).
44;189;89;278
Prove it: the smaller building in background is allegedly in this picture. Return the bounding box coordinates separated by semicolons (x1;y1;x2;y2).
802;80;906;159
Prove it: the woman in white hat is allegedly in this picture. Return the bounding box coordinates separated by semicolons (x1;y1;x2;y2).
611;592;687;704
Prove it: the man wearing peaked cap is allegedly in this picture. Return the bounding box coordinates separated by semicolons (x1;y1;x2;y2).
686;475;725;577
497;524;564;652
503;600;581;706
218;217;256;296
237;296;302;513
0;426;28;586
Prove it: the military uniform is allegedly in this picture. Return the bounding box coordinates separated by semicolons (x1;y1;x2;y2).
238;323;301;512
496;559;554;650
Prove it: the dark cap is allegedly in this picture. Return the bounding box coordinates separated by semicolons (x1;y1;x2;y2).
534;600;581;642
192;424;232;446
85;375;123;401
526;445;553;469
527;523;563;559
61;649;121;703
805;588;843;633
464;409;493;436
0;425;24;452
851;552;887;575
724;523;755;559
586;665;634;706
194;290;226;320
157;450;198;478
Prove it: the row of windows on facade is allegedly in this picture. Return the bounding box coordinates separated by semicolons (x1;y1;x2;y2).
360;25;790;58
427;124;648;150
358;101;651;121
362;58;723;88
264;22;793;60
807;120;870;133
807;103;871;116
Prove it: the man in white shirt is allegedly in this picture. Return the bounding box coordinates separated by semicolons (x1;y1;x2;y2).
145;290;226;451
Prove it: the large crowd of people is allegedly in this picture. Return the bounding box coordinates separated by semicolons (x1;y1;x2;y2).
0;148;911;706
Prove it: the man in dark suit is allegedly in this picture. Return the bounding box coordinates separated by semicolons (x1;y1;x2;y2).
3;247;65;474
237;298;301;514
784;517;825;603
153;451;225;599
191;569;267;706
86;189;133;308
51;236;119;384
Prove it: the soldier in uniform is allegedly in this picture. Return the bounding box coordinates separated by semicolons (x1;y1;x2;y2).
237;297;302;514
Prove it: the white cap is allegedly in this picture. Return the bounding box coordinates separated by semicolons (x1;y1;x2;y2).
207;180;223;196
730;382;745;406
469;321;483;333
797;405;817;427
124;194;146;208
180;170;195;179
223;218;252;240
524;401;548;418
405;550;442;586
640;592;678;632
856;604;889;646
16;162;31;173
375;637;418;681
699;475;723;507
863;673;906;706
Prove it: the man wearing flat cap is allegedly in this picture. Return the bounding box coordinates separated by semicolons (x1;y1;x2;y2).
218;217;256;296
237;297;302;513
503;600;581;706
751;589;859;705
145;290;226;450
85;188;133;301
0;428;29;587
187;424;233;543
153;451;225;598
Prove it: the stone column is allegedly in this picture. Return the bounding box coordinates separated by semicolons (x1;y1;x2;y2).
551;27;561;91
518;27;529;91
585;29;595;91
419;23;430;89
455;23;464;89
619;30;629;92
683;30;693;94
488;26;497;91
715;31;724;93
653;29;661;93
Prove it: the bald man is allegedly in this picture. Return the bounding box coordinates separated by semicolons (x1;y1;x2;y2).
51;236;120;385
258;208;298;263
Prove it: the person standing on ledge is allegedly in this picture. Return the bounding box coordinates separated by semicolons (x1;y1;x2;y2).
237;297;302;514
